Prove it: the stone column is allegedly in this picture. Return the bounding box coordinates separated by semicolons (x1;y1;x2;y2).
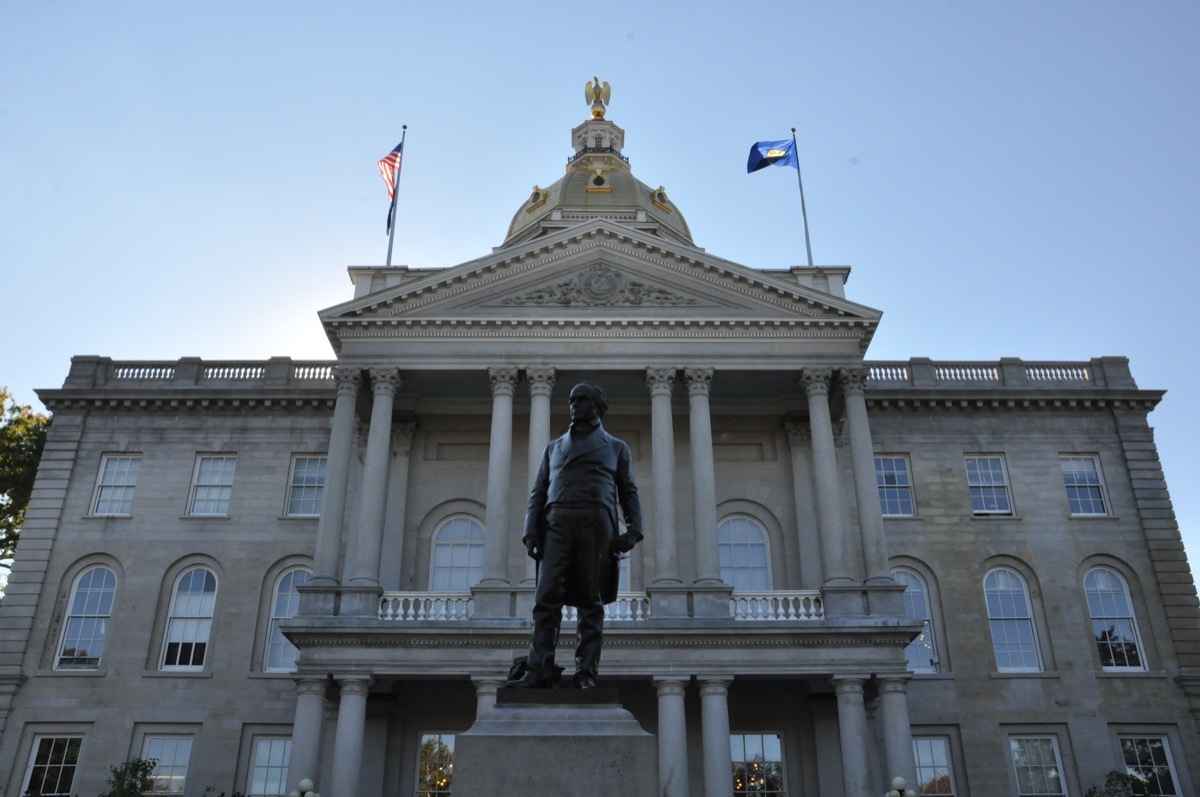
286;678;327;791
833;676;871;797
481;366;519;585
349;369;402;587
384;422;417;583
784;423;823;588
313;368;361;585
523;367;556;583
878;676;917;790
655;676;690;797
686;368;722;585
841;369;891;583
647;368;681;586
473;677;505;718
801;370;852;585
329;675;372;797
699;678;733;797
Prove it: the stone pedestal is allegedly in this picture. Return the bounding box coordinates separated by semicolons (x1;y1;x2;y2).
454;690;657;797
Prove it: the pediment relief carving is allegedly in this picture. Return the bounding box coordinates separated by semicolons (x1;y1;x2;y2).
500;263;698;307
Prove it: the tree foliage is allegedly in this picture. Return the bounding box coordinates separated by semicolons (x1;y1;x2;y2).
97;757;156;797
1084;769;1135;797
0;387;50;566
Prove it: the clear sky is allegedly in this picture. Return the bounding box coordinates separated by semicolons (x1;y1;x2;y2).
3;2;1198;568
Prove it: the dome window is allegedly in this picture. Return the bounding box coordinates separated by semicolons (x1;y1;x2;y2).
525;186;547;213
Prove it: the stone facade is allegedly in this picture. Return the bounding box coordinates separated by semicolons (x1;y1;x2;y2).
1;102;1199;797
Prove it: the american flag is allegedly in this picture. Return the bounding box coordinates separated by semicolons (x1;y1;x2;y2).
378;140;404;200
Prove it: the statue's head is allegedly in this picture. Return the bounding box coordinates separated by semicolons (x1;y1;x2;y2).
569;382;608;420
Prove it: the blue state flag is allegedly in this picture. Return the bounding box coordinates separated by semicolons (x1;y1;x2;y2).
747;138;798;173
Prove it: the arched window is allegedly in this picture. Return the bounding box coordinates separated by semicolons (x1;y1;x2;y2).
430;516;485;591
718;516;771;590
892;568;939;673
984;568;1041;672
161;567;217;670
1084;566;1146;671
265;567;311;672
56;565;117;669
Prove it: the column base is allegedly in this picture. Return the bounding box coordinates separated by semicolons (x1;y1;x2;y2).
338;585;384;618
647;585;691;619
821;582;908;618
297;583;340;617
471;584;518;619
690;584;735;619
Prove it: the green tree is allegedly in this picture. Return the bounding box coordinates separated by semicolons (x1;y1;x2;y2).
1084;769;1135;797
97;757;156;797
0;387;50;571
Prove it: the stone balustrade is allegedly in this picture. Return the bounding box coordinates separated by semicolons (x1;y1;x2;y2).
55;355;1136;395
376;590;825;622
730;591;824;621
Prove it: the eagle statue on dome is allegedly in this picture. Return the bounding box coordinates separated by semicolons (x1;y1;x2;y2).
585;77;611;119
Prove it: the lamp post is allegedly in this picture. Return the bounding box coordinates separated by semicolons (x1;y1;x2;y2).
885;775;917;797
288;777;321;797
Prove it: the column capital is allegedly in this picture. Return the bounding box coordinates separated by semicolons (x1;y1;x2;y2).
646;367;678;396
839;367;869;396
335;674;373;696
800;368;832;397
393;421;417;457
876;674;913;694
294;677;328;697
653;676;690;695
332;367;363;396
834;417;850;447
784;421;810;449
525;366;557;397
697;677;732;697
368;368;403;396
831;675;868;694
684;367;714;397
488;366;519;397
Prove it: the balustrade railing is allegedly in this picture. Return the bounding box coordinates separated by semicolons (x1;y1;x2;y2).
377;590;827;622
379;593;474;621
934;364;999;383
292;364;334;380
204;364;266;380
81;356;1127;394
730;591;824;621
112;364;176;380
563;593;651;622
1025;364;1090;382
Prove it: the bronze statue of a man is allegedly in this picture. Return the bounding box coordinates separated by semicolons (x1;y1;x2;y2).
512;382;643;689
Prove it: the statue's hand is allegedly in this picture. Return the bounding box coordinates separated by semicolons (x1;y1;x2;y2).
612;534;638;554
524;537;541;561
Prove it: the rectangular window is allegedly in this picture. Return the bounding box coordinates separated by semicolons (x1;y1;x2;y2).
286;456;327;517
912;737;956;796
1061;455;1108;516
1119;736;1180;796
875;455;915;516
247;737;292;797
91;454;141;515
189;455;236;515
22;735;83;797
143;736;192;796
966;455;1013;515
1009;736;1066;797
730;733;786;796
417;733;455;796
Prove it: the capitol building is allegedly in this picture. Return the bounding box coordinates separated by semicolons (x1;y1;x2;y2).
1;85;1197;797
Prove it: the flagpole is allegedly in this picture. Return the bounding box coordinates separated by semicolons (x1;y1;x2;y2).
792;128;814;267
385;125;408;267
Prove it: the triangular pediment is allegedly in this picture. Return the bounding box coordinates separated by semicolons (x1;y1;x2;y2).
321;219;880;327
